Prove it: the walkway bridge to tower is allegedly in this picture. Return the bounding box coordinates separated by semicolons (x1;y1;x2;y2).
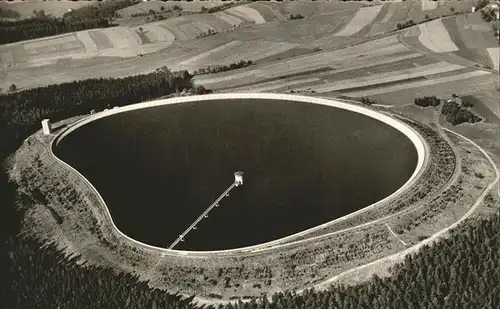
168;171;243;250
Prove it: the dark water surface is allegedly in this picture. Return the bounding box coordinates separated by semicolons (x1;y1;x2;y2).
55;99;417;250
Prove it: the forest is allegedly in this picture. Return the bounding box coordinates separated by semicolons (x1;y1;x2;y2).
0;0;140;45
0;14;113;45
192;60;253;75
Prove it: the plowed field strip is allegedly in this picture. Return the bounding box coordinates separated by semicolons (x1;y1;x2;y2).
418;19;459;53
23;34;76;49
159;24;189;41
381;3;399;23
214;11;243;27
142;25;175;44
229;6;266;24
260;2;287;21
180;41;242;65
0;49;14;65
487;48;499;71
222;42;298;64
224;67;333;89
248;2;280;22
344;70;492;97
10;44;27;63
88;31;114;50
197;15;233;33
313;62;464;93
335;5;384;36
335;77;427;93
75;31;98;56
243;77;322;92
179;23;201;39
203;51;422;89
440;16;494;68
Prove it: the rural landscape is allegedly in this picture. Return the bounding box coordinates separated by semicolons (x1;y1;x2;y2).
0;0;499;309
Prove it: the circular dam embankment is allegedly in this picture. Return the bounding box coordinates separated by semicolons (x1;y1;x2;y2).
52;93;426;252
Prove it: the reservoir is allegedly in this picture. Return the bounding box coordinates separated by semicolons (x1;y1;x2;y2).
54;98;418;251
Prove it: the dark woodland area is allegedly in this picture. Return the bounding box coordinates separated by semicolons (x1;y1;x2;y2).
0;0;140;45
0;14;113;45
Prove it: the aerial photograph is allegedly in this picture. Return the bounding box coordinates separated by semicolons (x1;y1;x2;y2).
0;0;499;308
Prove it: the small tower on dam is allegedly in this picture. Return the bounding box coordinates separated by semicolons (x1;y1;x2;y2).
41;119;52;135
234;171;244;187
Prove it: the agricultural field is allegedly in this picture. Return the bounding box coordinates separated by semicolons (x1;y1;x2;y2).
0;1;496;98
402;11;500;70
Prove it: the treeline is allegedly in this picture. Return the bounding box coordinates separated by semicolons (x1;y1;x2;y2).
192;60;253;75
0;0;142;45
289;14;305;20
414;96;441;107
0;14;114;45
397;19;415;30
196;28;219;38
441;99;481;125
